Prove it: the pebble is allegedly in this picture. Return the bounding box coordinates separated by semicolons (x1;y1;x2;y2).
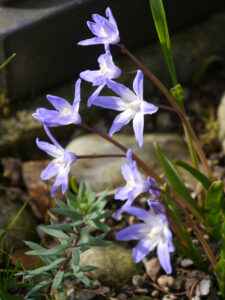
196;279;211;296
143;257;161;281
157;275;175;288
180;258;194;268
132;275;144;288
151;290;159;297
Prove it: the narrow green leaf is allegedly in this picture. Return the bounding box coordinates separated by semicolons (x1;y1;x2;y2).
0;53;16;70
149;0;177;85
175;160;211;190
75;271;94;287
88;219;109;232
70;176;78;194
215;222;225;297
54;198;67;209
81;265;97;272
205;180;223;241
72;248;80;266
51;271;64;293
154;143;202;219
66;191;78;208
47;223;74;233
97;210;114;220
0;198;30;241
26;244;69;256
51;207;81;220
25;258;66;275
162;184;207;271
24;241;44;251
39;226;70;240
25;280;51;298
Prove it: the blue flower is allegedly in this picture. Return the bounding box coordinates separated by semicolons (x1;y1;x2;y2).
116;206;174;274
78;7;120;47
32;79;82;127
80;49;121;106
114;149;151;219
89;70;158;147
36;126;77;196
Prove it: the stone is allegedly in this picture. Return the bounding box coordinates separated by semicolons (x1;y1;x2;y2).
0;190;37;250
180;258;194;268
157;275;175;288
218;93;225;152
197;279;211;296
66;133;195;192
0;0;224;99
132;275;144;288
79;243;144;287
143;257;161;282
128;297;153;300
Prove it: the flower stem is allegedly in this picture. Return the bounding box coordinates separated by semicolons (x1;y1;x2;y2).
116;42;213;181
46;222;85;296
77;154;125;159
79;122;204;223
150;185;217;269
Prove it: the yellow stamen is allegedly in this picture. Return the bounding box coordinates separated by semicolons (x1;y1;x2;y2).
61;107;71;115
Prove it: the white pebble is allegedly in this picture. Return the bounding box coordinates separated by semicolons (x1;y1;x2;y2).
180;258;194;268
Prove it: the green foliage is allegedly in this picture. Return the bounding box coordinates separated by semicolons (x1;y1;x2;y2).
0;243;26;300
149;0;177;86
215;222;225;297
17;184;112;298
162;185;207;271
205;180;223;241
0;198;30;242
175;160;211;190
0;53;16;70
154;142;202;221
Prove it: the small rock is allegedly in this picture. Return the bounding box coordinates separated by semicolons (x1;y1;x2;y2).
180;258;194;268
128;297;153;300
66;134;195;192
218;93;225;152
143;257;161;281
79;243;144;287
151;290;159;297
132;275;144;288
0;191;37;251
157;275;175;288
197;279;211;296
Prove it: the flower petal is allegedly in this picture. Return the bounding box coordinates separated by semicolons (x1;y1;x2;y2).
105;7;118;28
109;109;135;136
125;206;152;223
142;100;158;115
148;198;166;215
116;223;148;241
114;197;134;219
78;37;106;46
114;185;131;200
44;125;63;150
132;238;155;263
36;138;62;158
133;111;144;147
157;240;172;274
106;79;136;102
87;85;104;107
133;70;143;99
46;95;70;111
80;70;101;83
41;161;59;180
89;96;126;111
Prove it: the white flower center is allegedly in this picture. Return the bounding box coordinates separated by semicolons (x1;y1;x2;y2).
61;107;71;116
100;27;107;37
149;226;162;238
54;157;64;165
100;66;108;74
126;100;140;110
127;181;136;188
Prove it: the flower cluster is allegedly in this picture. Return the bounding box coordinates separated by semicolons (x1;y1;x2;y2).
32;7;173;275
